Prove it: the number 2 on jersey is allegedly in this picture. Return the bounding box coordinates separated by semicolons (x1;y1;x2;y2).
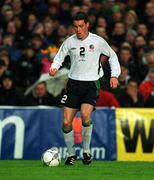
61;94;68;103
80;47;85;57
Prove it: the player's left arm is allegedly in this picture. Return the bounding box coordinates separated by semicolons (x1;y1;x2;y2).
100;39;121;88
110;77;119;89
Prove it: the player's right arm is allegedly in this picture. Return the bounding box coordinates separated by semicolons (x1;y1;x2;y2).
49;68;58;76
49;39;69;76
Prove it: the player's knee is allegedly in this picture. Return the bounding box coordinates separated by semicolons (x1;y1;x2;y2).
81;111;91;121
62;120;72;133
81;111;92;127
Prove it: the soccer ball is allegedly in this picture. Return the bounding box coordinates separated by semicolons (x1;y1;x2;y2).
41;148;60;167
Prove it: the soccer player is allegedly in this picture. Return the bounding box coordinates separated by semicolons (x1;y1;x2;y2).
49;12;121;165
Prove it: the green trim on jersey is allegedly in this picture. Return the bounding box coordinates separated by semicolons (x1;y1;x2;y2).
95;80;101;96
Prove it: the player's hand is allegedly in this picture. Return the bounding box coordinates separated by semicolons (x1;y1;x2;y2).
49;68;58;76
110;77;119;89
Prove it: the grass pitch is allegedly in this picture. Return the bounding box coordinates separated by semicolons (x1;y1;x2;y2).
0;160;154;180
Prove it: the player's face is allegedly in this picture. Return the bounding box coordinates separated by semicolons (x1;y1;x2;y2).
73;20;89;40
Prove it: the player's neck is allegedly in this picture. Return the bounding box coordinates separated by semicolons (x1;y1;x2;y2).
80;32;89;40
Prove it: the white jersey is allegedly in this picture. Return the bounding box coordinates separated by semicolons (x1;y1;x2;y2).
51;32;121;81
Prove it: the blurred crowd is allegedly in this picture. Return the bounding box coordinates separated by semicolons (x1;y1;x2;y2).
0;0;154;107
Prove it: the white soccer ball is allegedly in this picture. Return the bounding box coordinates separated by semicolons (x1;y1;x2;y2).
42;148;60;167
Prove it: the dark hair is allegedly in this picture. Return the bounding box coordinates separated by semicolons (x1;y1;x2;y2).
2;70;14;81
127;78;139;86
73;12;88;23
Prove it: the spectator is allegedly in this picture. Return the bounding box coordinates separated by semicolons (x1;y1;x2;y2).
11;0;24;18
132;46;149;82
96;16;107;28
25;13;39;39
70;5;80;20
148;36;154;50
43;19;56;44
144;51;154;69
142;51;154;81
0;53;10;69
118;78;144;107
83;0;92;8
2;34;22;62
81;4;89;14
6;21;17;36
48;1;60;19
32;22;45;39
67;25;75;36
143;2;154;36
118;47;137;79
119;47;132;65
125;29;137;45
0;59;7;87
88;11;97;31
139;68;154;107
111;22;126;47
59;0;71;26
1;6;14;28
118;65;130;88
23;81;60;106
0;72;23;105
124;10;138;30
56;24;68;46
96;89;120;107
31;34;47;61
22;0;37;17
40;45;58;74
15;45;42;89
126;0;138;11
134;35;147;49
91;0;102;16
13;16;25;48
111;3;123;23
112;64;130;98
95;26;109;40
137;23;149;39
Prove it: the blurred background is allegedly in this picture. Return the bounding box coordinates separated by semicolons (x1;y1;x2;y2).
0;0;154;108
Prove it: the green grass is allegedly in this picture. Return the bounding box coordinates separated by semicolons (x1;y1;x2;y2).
0;160;154;180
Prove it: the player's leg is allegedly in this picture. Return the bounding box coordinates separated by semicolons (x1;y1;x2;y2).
80;103;93;165
63;106;78;165
79;80;100;164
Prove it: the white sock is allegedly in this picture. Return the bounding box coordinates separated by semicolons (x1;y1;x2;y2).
82;124;93;153
63;130;75;157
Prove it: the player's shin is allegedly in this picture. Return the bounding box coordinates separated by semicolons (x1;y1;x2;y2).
63;125;75;156
82;120;93;153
